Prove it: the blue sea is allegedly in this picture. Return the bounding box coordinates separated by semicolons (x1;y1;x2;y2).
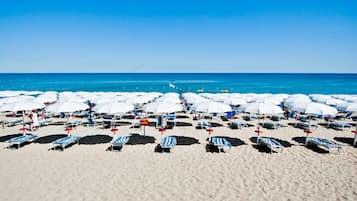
0;73;356;94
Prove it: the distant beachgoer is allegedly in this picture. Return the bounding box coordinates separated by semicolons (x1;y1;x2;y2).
31;111;40;131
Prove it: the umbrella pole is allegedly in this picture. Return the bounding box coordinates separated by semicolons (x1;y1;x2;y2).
22;110;25;127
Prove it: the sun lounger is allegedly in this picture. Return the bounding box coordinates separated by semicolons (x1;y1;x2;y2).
198;120;211;129
327;122;352;130
261;121;285;129
230;120;247;129
306;137;341;153
294;122;318;130
110;136;130;151
51;135;81;151
160;136;177;149
6;134;37;149
257;136;283;153
211;137;232;152
67;120;81;127
38;119;52;126
3;118;22;127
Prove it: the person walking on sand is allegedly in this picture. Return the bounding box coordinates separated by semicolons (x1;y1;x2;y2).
30;111;40;131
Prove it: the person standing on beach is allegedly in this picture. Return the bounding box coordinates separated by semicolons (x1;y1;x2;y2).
30;110;40;131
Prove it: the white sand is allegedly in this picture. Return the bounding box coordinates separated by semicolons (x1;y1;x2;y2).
0;115;356;201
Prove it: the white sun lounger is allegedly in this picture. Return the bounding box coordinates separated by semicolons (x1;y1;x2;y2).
211;137;232;152
51;135;81;151
306;137;341;153
160;136;177;150
257;136;284;153
110;136;130;151
6;134;37;149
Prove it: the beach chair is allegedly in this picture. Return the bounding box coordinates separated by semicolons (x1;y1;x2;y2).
3;118;22;127
67;120;81;128
229;120;247;129
198;120;211;129
222;111;236;121
327;122;352;130
110;136;130;151
306;137;341;153
210;137;232;152
160;136;177;150
294;122;318;130
6;134;38;149
257;136;284;153
261;121;284;129
51;135;81;151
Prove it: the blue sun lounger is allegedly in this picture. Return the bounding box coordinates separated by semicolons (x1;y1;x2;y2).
110;136;130;151
257;136;284;153
6;134;38;149
306;137;341;153
160;136;177;149
230;120;248;129
211;137;232;152
51;135;81;151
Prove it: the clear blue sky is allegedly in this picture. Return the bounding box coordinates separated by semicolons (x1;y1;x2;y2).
0;0;356;73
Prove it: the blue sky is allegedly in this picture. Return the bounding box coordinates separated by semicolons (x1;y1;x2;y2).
0;0;356;73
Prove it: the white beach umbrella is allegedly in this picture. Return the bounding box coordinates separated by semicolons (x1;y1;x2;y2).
291;102;338;116
238;103;283;115
125;96;151;105
0;100;46;126
94;102;134;114
223;98;247;106
143;102;182;114
325;98;347;106
45;101;88;113
191;101;231;113
345;103;357;112
0;101;45;112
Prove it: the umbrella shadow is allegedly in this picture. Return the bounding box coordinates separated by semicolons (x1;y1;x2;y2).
170;136;200;145
176;115;190;119
334;137;356;147
292;137;329;154
126;133;156;145
79;134;113;145
0;134;22;142
34;134;68;144
171;122;193;127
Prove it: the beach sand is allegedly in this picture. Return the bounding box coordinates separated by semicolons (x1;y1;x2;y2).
0;115;356;201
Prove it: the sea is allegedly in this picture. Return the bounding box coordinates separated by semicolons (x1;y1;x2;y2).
0;73;356;94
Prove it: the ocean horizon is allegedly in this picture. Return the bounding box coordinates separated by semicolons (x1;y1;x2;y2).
0;73;356;94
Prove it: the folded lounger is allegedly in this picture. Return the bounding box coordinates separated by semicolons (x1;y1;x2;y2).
160;136;177;150
6;134;38;149
211;137;232;152
257;136;284;153
306;137;341;153
110;136;130;151
51;135;81;151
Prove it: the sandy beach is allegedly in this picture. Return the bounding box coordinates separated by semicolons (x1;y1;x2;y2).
1;114;356;201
